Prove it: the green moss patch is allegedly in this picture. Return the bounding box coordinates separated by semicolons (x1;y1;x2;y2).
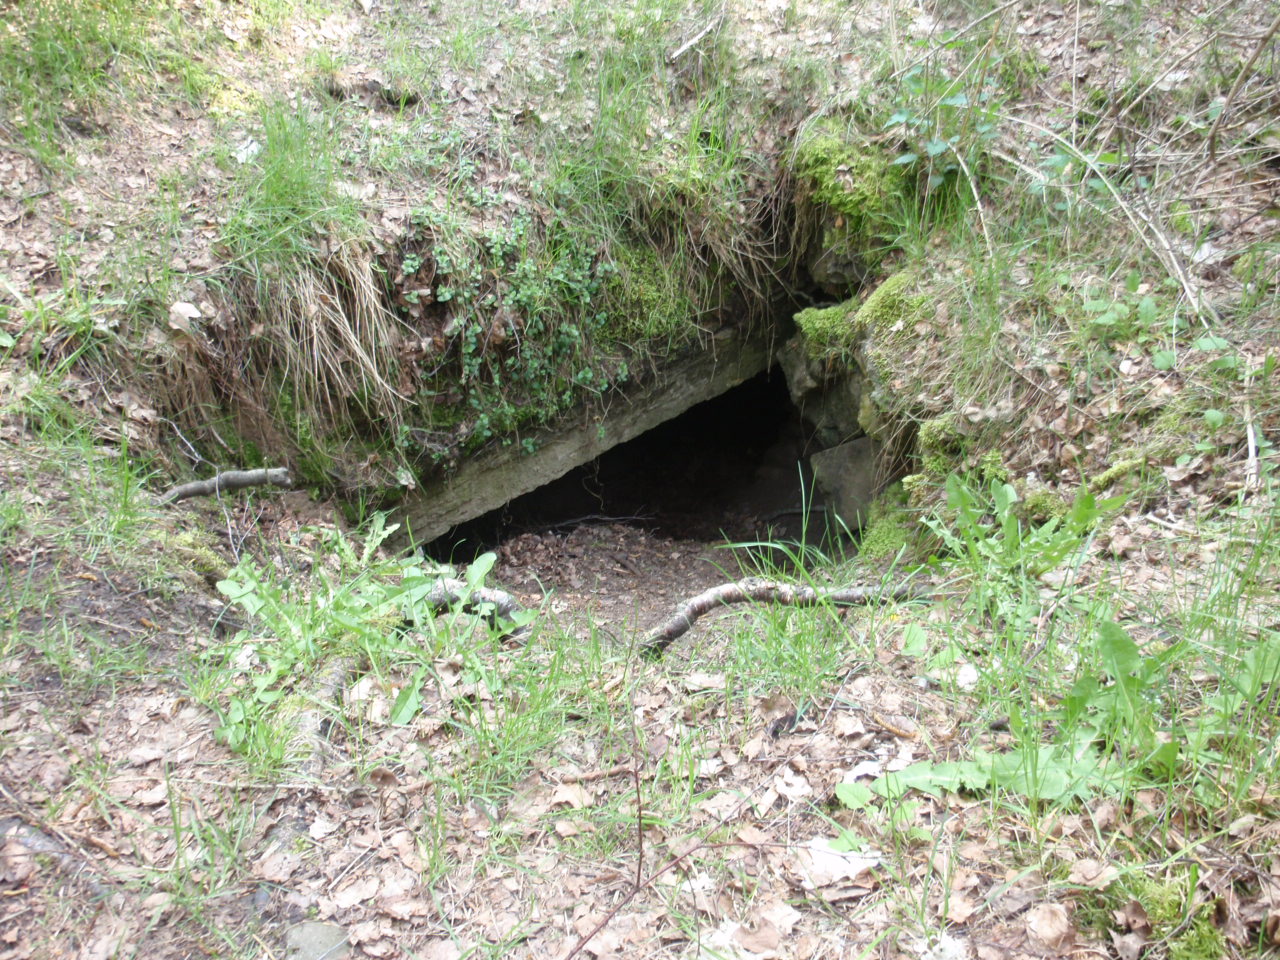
791;127;908;285
603;243;697;345
794;271;925;356
858;484;915;560
792;130;907;229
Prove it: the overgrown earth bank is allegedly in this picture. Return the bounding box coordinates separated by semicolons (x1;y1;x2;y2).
3;1;1280;958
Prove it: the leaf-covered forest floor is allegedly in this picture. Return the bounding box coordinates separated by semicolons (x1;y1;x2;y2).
3;1;1280;959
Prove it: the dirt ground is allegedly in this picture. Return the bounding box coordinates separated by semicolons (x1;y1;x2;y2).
4;0;1280;957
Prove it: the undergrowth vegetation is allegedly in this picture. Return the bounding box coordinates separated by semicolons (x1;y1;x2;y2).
2;0;1280;956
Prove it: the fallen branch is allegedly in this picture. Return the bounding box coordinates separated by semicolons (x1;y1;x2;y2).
158;467;293;505
0;781;113;899
644;577;927;656
667;14;722;63
425;577;528;630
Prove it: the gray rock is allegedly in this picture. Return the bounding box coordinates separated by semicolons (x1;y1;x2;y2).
810;437;880;531
285;921;351;960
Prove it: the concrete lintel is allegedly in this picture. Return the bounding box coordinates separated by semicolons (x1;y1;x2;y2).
400;330;776;544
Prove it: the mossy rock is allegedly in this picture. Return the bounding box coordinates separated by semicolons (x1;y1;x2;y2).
917;412;961;456
794;271;924;356
792;127;907;290
159;529;231;586
1086;455;1146;493
794;299;859;353
792;129;906;227
900;472;934;509
976;450;1008;484
1120;878;1226;960
1019;484;1071;522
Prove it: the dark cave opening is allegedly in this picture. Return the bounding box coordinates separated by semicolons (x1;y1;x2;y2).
423;369;822;561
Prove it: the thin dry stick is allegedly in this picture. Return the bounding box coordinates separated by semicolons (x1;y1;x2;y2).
1243;369;1260;493
426;577;529;634
1001;114;1220;326
1207;9;1280;162
668;12;723;62
951;148;995;265
158;467;293;504
644;578;927;656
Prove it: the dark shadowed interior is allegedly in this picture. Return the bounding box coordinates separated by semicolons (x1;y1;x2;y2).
424;369;820;560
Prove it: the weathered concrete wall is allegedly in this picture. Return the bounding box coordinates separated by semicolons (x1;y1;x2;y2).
400;329;776;544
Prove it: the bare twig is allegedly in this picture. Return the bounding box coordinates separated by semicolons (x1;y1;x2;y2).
1244;368;1260;494
556;764;636;784
424;577;528;631
1001;113;1220;326
951;148;995;265
158;467;293;505
644;577;927;656
0;782;114;899
1207;9;1280;162
668;13;723;63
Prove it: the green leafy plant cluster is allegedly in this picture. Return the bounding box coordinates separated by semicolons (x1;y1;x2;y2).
403;206;634;452
924;474;1118;626
885;62;1001;194
200;516;536;765
220;101;367;267
833;474;1280;828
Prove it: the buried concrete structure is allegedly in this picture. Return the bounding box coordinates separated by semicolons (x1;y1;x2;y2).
398;313;899;551
400;327;778;545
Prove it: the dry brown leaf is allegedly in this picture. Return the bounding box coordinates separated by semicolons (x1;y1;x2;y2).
1113;899;1151;936
167;300;200;334
946;894;977;924
0;839;36;883
333;876;380;909
684;671;727;692
420;940;462;960
734;918;781;953
550;782;593;810
1110;930;1146;960
761;899;803;934
1068;858;1118;890
697;791;745;817
254;849;304;882
1089;800;1119;831
1025;903;1074;954
792;837;880;889
309;816;339;840
378;895;432;920
774;766;813;803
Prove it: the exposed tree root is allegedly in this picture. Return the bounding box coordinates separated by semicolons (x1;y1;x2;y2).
643;577;928;656
158;467;292;504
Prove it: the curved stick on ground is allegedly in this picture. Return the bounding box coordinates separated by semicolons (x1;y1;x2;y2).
643;577;927;656
425;578;532;637
158;467;293;504
424;578;524;621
